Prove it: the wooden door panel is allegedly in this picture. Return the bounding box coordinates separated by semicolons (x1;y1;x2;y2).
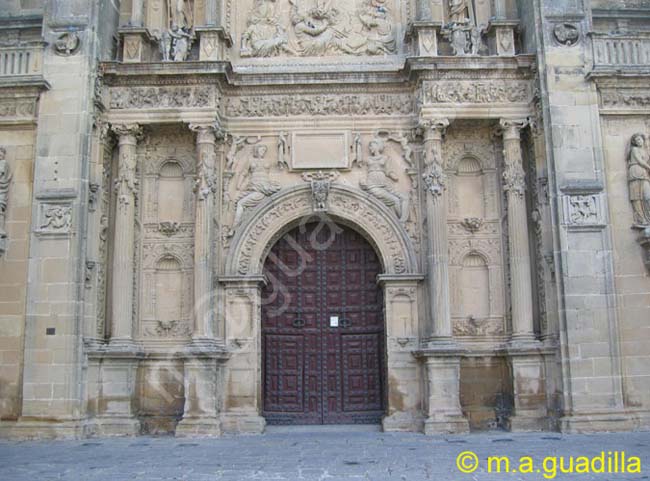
262;223;385;425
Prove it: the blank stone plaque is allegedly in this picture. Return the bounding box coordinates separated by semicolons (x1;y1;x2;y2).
291;131;350;170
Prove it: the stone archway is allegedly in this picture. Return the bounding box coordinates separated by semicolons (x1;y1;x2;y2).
220;185;425;434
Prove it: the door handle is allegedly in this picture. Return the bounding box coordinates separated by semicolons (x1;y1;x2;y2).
292;319;306;328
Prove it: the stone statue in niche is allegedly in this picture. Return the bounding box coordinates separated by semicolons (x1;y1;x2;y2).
358;138;409;222
442;0;484;56
448;0;469;24
628;133;650;226
0;147;11;256
230;144;281;234
241;0;296;57
157;0;194;61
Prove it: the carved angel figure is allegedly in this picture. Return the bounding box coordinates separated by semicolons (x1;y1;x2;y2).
359;139;409;222
628;133;650;225
231;145;281;232
242;0;295;57
0;147;12;244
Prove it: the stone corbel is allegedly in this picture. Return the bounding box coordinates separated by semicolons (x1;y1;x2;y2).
406;22;443;57
486;20;519;56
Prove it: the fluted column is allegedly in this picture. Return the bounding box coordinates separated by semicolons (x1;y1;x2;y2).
109;124;143;348
189;124;221;347
421;118;453;344
499;119;536;344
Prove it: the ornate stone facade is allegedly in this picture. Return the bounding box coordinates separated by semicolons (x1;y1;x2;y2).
1;0;649;440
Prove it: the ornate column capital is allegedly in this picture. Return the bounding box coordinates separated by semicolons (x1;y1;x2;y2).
420;118;450;140
110;123;144;145
189;122;225;144
498;118;530;141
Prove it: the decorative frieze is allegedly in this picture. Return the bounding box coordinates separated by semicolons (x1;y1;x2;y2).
223;93;415;118
453;318;504;337
422;81;531;104
110;86;216;110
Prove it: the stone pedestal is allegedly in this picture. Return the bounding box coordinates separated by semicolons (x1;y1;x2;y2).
176;352;228;437
86;353;142;436
119;28;154;63
486;20;518;56
407;22;442;57
196;27;232;61
417;349;470;434
507;348;548;431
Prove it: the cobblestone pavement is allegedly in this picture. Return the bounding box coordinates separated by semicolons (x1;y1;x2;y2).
0;429;648;481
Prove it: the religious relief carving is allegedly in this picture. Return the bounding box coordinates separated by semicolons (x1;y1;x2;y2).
302;171;339;212
423;81;531;105
224;93;414;117
358;137;410;222
628;133;650;227
229;144;281;235
0;147;11;256
39;204;73;234
453;317;504;337
566;195;600;226
159;221;181;237
110;86;215;110
241;0;295;57
441;0;484;56
241;0;397;57
54;31;81;56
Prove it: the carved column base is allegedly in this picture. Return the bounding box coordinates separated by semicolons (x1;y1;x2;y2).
507;349;548;432
176;354;228;437
486;20;518;56
119;27;154;63
415;350;470;435
195;27;232;61
407;22;442;57
86;356;141;436
220;412;266;434
383;411;424;432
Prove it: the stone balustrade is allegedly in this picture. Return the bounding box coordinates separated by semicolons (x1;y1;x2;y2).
0;46;43;77
593;33;650;68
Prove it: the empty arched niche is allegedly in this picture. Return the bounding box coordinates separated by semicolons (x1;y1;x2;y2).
456;156;486;219
158;161;185;223
459;253;490;320
155;256;183;323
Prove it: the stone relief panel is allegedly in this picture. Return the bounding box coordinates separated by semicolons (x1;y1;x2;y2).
421;80;533;105
109;85;217;111
238;0;400;59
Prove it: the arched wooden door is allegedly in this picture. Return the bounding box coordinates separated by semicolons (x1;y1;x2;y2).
262;222;385;425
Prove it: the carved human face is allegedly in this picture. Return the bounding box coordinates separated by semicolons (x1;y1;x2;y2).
633;134;645;148
254;145;268;158
369;140;384;156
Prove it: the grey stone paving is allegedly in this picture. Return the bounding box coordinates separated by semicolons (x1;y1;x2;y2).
0;429;648;481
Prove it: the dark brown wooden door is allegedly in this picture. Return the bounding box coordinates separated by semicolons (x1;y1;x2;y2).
262;222;385;425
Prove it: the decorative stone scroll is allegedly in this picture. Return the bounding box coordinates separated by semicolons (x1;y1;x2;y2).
226;185;417;277
0;147;11;256
224;93;415;118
